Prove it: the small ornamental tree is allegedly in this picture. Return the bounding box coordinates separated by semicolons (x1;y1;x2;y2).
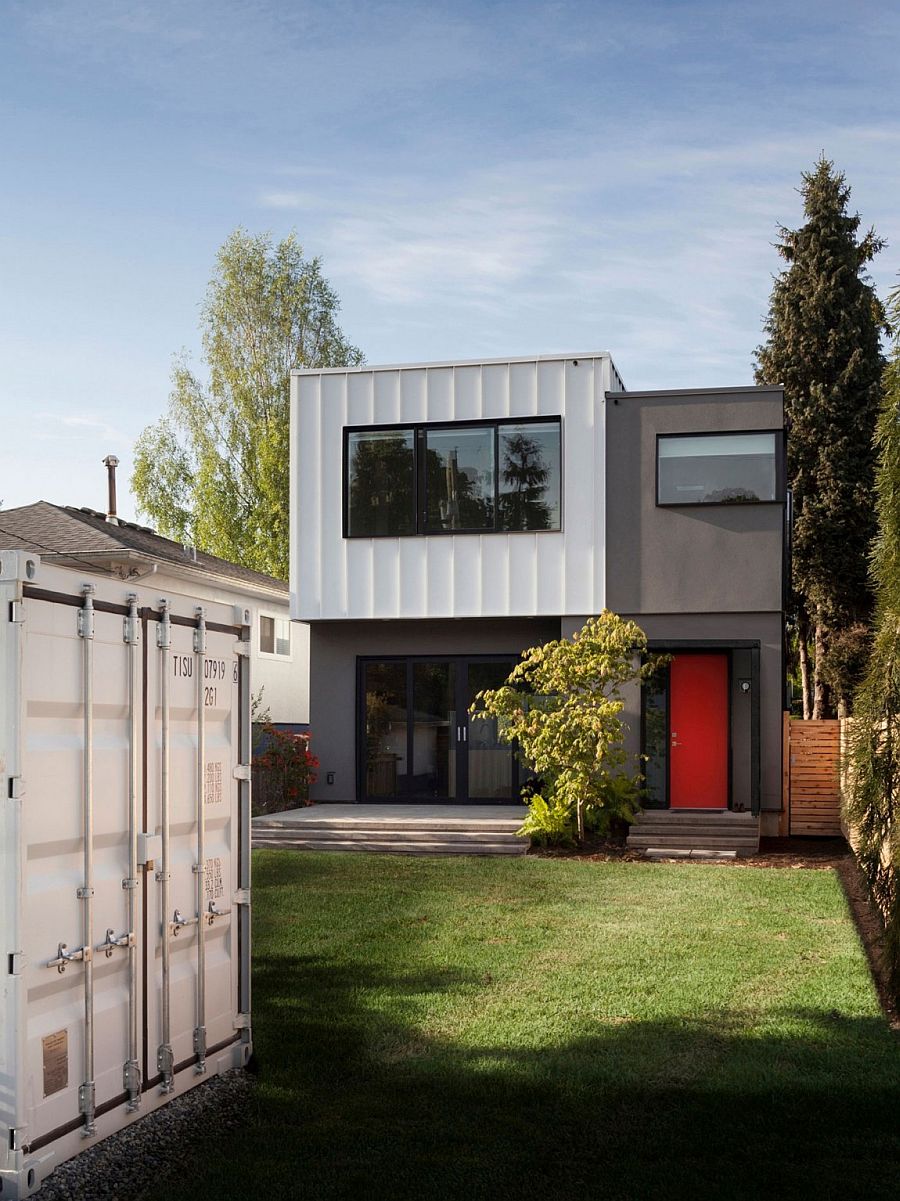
470;611;655;845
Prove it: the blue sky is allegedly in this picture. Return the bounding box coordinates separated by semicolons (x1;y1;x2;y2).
1;0;898;522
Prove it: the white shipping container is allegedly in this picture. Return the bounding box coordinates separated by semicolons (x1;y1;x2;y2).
0;551;252;1200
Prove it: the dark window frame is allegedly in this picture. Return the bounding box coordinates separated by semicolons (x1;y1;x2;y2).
655;428;785;508
343;415;563;538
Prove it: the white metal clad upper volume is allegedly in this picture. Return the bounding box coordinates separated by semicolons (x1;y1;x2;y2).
290;353;619;621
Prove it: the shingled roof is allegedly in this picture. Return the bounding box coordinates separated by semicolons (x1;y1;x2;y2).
0;501;287;595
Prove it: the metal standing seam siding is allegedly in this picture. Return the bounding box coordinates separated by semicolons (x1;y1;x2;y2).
0;551;252;1200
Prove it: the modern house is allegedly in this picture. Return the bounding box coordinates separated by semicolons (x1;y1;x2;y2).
0;494;309;729
290;354;786;843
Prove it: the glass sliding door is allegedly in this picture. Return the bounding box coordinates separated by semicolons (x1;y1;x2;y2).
464;660;516;800
362;661;409;799
411;661;457;799
359;656;521;802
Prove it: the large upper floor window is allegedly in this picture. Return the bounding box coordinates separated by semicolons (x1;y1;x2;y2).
345;417;562;537
657;431;780;506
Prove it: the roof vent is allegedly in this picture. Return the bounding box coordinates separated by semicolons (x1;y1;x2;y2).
103;455;120;525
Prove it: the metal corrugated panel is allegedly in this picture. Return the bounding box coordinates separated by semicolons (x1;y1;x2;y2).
291;354;613;620
0;552;251;1200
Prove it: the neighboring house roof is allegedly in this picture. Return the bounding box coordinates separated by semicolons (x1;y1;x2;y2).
0;501;288;599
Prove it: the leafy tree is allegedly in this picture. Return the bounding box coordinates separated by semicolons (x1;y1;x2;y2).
132;229;363;579
755;157;886;718
470;611;656;845
844;282;900;1000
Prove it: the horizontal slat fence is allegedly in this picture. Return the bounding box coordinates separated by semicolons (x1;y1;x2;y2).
787;717;842;836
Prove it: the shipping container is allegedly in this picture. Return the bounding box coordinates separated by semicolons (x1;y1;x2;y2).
0;550;252;1200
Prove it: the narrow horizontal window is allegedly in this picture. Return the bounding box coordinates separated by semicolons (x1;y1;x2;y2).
344;417;562;537
347;428;416;536
658;432;777;505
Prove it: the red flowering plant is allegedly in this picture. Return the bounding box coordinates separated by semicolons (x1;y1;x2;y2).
252;724;318;815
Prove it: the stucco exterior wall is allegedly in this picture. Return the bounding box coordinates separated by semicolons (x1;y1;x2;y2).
605;387;785;616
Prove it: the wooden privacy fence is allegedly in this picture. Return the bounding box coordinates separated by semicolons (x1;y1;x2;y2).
783;715;843;836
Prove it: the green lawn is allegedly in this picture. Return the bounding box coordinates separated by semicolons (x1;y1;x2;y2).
155;852;899;1201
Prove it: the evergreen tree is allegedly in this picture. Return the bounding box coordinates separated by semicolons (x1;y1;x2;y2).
132;230;362;579
755;157;886;717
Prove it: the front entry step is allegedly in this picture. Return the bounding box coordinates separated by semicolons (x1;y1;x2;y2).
627;809;760;858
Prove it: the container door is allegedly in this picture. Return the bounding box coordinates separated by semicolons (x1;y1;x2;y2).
20;594;142;1146
144;610;242;1089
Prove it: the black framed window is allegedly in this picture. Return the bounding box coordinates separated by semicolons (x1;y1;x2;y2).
657;431;779;506
344;417;562;537
346;428;416;536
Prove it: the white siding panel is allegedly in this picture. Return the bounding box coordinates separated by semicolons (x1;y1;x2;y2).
347;371;374;426
425;368;453;422
480;530;509;614
291;354;610;621
506;534;537;615
399;536;426;614
319;375;347;617
563;359;596;614
374;370;401;423
537;359;564;416
400;369;427;424
453;365;482;421
295;376;321;618
372;539;400;618
482;363;510;419
426;538;454;616
452;536;482;616
508;361;536;417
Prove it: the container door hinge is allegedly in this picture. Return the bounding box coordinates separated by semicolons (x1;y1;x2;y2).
233;764;251;781
234;642;250;658
7;951;25;975
8;599;24;624
234;888;251;906
8;1127;26;1152
7;776;24;799
233;1012;251;1031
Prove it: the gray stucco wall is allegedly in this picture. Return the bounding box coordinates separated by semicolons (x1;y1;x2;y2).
605;388;785;615
308;617;561;802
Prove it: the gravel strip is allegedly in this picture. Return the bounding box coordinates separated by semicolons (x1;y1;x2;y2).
30;1069;254;1201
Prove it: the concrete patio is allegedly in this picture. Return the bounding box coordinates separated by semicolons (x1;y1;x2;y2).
252;804;529;856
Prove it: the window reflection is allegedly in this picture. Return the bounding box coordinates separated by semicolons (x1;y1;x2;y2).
426;428;495;530
347;429;415;535
499;422;561;530
658;433;777;505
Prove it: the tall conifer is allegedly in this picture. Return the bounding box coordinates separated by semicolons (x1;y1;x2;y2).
755;157;886;717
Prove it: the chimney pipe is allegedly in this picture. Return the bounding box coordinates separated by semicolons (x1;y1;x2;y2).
103;454;120;523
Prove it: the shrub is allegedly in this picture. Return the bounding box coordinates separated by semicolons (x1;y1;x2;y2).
471;611;657;846
253;725;318;816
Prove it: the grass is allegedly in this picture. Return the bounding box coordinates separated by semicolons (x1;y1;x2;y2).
152;853;900;1201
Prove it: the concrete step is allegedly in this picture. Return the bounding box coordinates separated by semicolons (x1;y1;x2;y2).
252;836;528;856
629;834;758;852
252;816;523;834
631;810;757;827
645;848;738;861
252;824;522;843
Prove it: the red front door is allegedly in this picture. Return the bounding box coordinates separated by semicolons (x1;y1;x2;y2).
669;653;729;809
